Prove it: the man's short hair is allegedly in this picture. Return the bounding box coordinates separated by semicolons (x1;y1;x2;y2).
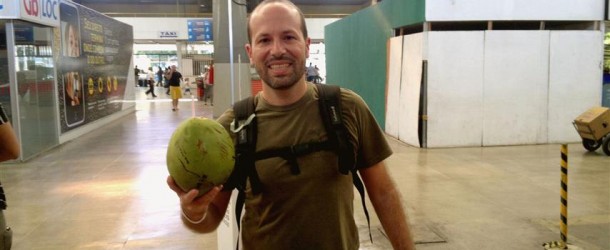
247;0;308;44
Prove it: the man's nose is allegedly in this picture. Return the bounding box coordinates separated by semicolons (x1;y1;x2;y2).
270;40;286;56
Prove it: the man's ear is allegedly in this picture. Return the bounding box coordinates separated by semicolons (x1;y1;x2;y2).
305;37;311;58
245;43;254;65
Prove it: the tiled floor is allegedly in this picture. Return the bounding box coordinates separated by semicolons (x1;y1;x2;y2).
1;87;609;250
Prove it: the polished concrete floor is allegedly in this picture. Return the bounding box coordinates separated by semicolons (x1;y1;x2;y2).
1;87;609;250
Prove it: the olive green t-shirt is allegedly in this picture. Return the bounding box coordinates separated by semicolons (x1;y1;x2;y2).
217;83;392;250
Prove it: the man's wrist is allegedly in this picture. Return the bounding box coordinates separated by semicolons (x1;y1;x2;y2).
181;208;206;224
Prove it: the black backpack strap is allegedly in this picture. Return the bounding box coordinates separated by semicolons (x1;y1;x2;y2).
224;96;265;250
316;84;356;174
226;96;263;195
316;84;372;243
352;169;372;243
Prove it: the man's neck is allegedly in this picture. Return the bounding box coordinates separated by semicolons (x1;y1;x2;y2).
261;80;308;106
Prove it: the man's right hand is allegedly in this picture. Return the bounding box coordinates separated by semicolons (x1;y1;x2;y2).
166;175;223;224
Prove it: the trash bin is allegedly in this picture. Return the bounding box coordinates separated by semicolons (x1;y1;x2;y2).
196;77;204;101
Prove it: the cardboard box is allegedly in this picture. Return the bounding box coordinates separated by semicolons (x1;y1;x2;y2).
573;107;610;141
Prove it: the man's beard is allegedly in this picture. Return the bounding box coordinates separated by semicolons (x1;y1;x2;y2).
256;56;305;90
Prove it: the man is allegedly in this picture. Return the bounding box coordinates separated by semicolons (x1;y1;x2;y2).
203;64;214;105
156;67;164;86
145;67;157;98
134;66;140;79
166;1;415;249
165;65;183;111
306;62;316;82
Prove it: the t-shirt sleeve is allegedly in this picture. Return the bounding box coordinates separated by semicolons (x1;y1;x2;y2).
216;108;236;141
340;88;393;169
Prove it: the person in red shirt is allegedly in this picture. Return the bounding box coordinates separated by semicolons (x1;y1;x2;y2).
204;64;214;105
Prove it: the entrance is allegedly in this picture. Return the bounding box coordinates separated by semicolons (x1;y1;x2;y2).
0;20;59;160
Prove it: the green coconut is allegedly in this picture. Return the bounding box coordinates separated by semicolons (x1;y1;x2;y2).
167;117;235;197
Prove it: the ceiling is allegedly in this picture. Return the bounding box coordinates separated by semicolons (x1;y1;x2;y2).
71;0;375;44
71;0;374;17
72;0;371;5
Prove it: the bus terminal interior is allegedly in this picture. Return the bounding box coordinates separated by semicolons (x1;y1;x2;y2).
0;0;609;249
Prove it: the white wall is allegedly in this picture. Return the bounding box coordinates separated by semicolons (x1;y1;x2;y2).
548;31;604;143
398;34;423;146
115;17;339;41
427;31;484;147
426;0;604;21
386;30;603;148
385;36;403;139
483;31;550;146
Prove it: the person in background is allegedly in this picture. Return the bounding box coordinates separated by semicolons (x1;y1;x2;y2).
145;67;157;98
166;0;415;249
156;67;164;87
183;78;192;96
313;65;322;84
203;64;214;106
164;67;171;95
306;62;316;82
133;65;140;87
0;102;19;250
165;65;183;111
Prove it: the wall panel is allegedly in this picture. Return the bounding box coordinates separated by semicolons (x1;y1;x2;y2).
385;36;404;138
398;33;423;146
426;0;604;21
427;31;484;147
483;31;550;146
548;31;604;143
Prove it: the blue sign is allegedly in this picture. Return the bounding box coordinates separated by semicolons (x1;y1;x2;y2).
187;19;212;42
13;25;34;42
602;73;610;108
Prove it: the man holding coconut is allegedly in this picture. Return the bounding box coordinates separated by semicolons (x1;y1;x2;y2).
166;1;415;249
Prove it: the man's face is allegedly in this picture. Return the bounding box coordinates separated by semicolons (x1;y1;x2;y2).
245;3;310;90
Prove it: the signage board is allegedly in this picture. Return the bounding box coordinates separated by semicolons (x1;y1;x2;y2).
159;31;178;39
0;0;18;19
188;19;213;41
20;0;60;27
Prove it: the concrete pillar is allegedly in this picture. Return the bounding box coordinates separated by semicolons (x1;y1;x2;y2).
212;0;252;118
176;41;186;68
214;0;251;249
175;41;193;76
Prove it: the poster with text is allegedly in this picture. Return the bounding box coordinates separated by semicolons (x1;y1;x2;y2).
57;1;133;133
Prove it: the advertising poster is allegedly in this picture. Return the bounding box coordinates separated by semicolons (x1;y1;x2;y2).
57;1;133;133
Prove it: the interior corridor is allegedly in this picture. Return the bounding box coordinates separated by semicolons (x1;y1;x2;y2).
1;87;608;250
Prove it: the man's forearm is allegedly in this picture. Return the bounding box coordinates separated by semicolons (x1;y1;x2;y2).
369;184;415;250
360;163;415;250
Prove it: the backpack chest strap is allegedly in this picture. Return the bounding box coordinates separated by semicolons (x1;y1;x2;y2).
255;140;333;175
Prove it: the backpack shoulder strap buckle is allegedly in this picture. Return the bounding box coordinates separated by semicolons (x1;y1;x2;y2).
230;113;256;133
